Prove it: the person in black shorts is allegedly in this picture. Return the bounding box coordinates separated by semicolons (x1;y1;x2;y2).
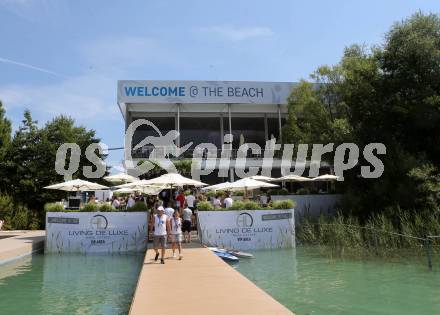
181;202;193;243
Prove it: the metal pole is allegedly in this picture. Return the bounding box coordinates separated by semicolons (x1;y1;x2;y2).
277;104;282;144
228;103;232;136
176;103;181;147
425;238;433;270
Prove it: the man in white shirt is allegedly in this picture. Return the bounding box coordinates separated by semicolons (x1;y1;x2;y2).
185;192;196;210
164;203;175;219
149;206;170;264
182;205;193;243
224;194;233;208
126;195;135;209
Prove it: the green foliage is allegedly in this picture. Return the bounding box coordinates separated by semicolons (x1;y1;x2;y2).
128;202;148;212
99;203;117;212
268;188;289;195
0;110;107;228
196;201;214;211
205;190;217;198
282;12;440;215
296;188;310;195
0;194;40;230
272;200;295;209
81;203;99;212
233;190;245;196
228;200;265;210
44;203;65;212
297;211;440;256
0;101;11;160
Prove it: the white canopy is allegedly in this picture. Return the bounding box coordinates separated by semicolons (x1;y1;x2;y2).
228;178;278;191
44;179;108;192
103;172;138;184
247;175;275;182
201;181;233;191
113;187;140;194
275;174;313;182
142;173;207;187
312;174;340;181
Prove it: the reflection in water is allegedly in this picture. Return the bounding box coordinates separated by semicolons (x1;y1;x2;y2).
234;247;440;315
0;253;144;315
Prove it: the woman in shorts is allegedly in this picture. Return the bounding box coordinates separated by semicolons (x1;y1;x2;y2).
170;210;183;260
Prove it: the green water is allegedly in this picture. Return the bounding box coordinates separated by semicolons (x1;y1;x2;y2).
0;253;144;315
233;247;440;315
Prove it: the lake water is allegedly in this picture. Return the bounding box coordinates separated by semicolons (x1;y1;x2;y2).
233;247;440;315
0;253;144;315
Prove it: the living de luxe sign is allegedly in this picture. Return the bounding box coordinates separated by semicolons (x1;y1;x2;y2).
45;212;148;253
118;80;295;104
197;209;295;250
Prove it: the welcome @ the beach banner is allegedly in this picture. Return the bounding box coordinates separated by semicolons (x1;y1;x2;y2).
45;212;148;253
197;209;295;250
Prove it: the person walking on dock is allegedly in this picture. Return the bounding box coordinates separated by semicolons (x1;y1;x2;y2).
182;203;193;243
150;206;170;264
170;210;183;260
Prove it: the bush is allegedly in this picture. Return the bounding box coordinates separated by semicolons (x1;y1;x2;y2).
44;202;64;212
268;188;289;195
205;190;217;198
127;202;148;212
99;203;117;212
233;190;245;196
272;200;295;209
196;201;214;211
0;195;40;230
296;188;310;195
229;200;265;210
81;203;99;212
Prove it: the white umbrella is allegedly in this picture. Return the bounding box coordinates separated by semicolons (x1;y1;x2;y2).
275;174;313;182
113;187;140;194
201;181;233;191
114;179;158;189
312;174;340;181
44;179;108;191
114;180;166;194
228;178;278;197
247;175;274;182
142;173;207;187
103;172;138;184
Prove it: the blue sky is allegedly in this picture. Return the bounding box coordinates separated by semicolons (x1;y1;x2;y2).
0;0;439;171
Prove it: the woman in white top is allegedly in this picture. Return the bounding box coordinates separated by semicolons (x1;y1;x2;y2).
169;211;183;260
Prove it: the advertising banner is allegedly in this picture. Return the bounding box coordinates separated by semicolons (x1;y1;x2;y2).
45;212;148;253
118;80;295;104
197;209;295;250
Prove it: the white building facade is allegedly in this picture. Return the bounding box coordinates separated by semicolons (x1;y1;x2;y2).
118;80;295;183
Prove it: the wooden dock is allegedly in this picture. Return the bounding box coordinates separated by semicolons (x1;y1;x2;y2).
129;244;294;315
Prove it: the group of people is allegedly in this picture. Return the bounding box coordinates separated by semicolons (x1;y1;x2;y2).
149;200;194;264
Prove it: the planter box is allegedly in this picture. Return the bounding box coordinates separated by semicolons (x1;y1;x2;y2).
45;212;148;253
271;194;342;221
197;209;295;250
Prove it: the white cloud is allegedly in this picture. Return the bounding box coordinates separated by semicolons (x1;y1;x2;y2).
200;26;274;41
0;57;63;77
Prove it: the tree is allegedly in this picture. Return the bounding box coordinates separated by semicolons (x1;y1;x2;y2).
283;12;440;216
1;111;106;226
0;101;11;152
